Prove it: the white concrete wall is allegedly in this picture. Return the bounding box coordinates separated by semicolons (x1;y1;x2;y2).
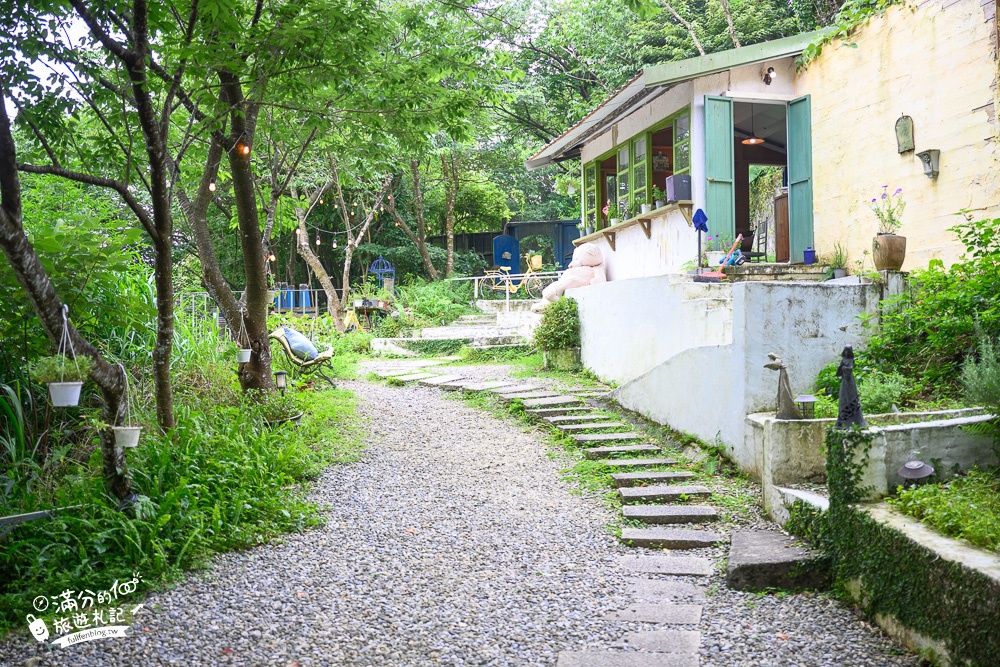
571;275;732;385
582;208;700;281
607;281;880;462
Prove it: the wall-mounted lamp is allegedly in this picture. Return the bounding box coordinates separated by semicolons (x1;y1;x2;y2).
762;66;777;85
274;370;287;395
794;394;817;419
916;149;940;179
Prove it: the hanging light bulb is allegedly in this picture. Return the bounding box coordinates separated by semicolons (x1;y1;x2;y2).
315;235;321;246
332;240;338;249
319;198;324;205
395;220;401;227
741;103;763;145
240;143;250;155
208;180;216;192
267;253;276;262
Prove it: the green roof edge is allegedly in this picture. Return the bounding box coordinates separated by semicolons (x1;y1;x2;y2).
643;29;834;88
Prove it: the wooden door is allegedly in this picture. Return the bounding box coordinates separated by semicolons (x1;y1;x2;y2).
775;193;789;262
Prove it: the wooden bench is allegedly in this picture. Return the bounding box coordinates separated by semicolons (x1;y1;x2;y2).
268;328;336;387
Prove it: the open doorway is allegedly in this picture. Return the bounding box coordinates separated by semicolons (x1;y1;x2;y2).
733;102;786;259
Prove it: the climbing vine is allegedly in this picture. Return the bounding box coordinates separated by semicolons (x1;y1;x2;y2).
797;0;902;68
785;427;1000;665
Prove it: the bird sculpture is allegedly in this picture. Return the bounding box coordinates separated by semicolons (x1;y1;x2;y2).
765;353;802;420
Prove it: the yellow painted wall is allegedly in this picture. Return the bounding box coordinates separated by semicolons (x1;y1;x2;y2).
795;0;999;271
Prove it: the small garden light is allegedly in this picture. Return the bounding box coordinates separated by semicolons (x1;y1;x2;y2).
795;394;818;419
274;371;287;395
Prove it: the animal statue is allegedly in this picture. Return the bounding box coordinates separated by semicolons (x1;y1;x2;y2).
835;345;867;429
764;353;802;420
532;242;606;312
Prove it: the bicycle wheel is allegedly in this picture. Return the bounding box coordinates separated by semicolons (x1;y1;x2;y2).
482;274;505;299
524;276;545;299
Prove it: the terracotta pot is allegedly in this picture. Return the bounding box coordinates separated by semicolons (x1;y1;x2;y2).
873;233;906;271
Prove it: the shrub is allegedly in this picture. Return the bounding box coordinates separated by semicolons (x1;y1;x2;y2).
814;361;916;415
396;279;474;326
533;297;580;351
962;337;1000;413
891;468;1000;552
28;355;95;383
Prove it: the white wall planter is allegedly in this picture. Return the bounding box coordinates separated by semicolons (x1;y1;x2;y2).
113;426;142;448
237;349;252;363
48;382;83;407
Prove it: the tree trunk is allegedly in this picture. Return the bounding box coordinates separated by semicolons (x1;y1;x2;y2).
661;1;706;55
0;100;132;500
718;0;741;48
400;161;440;280
442;153;457;278
293;208;344;328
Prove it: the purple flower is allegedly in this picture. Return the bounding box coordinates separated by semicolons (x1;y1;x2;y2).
871;198;877;203
894;188;902;195
881;193;888;199
882;185;888;189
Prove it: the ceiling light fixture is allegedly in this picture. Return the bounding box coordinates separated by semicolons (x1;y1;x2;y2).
741;103;763;145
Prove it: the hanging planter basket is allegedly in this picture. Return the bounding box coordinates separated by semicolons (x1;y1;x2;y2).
48;381;83;407
237;348;252;364
113;426;142;448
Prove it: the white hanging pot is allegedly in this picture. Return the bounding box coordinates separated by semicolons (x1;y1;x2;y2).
237;348;252;363
113;426;142;448
48;382;83;407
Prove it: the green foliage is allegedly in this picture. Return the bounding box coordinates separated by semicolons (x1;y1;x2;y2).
28;355;95;384
962;338;1000;413
532;297;580;351
891;469;1000;552
797;0;902;66
861;217;1000;398
393;339;465;357
825;427;877;505
0;386;362;633
460;345;534;364
396;279;475;326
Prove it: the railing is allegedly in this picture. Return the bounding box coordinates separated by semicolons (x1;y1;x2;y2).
177;288;338;337
448;270;563;310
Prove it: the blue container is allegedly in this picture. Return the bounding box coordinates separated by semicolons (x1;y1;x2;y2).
279;289;294;309
803;246;816;265
297;284;311;309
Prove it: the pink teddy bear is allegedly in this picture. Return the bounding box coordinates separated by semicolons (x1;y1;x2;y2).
532;242;606;311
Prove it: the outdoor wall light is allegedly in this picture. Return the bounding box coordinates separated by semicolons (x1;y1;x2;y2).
274;371;288;394
762;67;777;85
916;149;940;178
795;394;818;419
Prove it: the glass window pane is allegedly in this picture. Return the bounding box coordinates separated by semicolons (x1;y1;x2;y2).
633;165;646;191
586;188;595;213
676;113;690;141
618;146;629;170
633;137;646;160
605;174;617;204
618;173;629;201
585;164;596;188
674;141;690;172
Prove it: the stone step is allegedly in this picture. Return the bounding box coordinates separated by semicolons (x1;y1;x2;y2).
556;421;628;432
391;372;438;381
557;653;697;667
726;530;830;592
622;505;719;525
618;630;701;653
543;414;610;424
572;432;644;443
621;527;726;549
437;379;473;390
376;369;420;378
628;579;706;601
418;375;465;387
611;471;696;487
488;384;543;395
598;457;679;468
604;603;702;624
527;407;594;418
618;555;713;576
521;396;583;408
460;381;521;392
583;445;660;460
619;485;712;503
499;391;563;401
619;485;714;505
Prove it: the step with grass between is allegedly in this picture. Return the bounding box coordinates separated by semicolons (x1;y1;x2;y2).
611;471;696;487
597;457;678;468
620;527;726;549
622;505;719;524
556;422;628;432
619;484;712;503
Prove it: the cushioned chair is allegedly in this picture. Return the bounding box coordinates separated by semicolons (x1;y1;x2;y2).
269;327;336;387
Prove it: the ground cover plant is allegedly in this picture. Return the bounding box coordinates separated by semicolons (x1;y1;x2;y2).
0;323;363;634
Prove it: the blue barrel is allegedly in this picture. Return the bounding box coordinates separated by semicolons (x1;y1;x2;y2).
298;284;311;309
280;288;294;309
803;247;816;265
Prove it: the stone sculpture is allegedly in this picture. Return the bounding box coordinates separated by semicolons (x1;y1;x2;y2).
531;242;606;312
764;353;802;420
835;344;867;429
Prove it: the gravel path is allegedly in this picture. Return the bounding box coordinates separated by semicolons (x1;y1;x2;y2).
1;366;919;667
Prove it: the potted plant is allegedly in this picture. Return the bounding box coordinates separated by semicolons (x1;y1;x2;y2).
30;354;94;407
640;199;653;215
237;347;252;364
113;424;142;447
533;296;581;370
704;235;732;267
828;241;849;279
870;186;906;271
651;185;666;209
603;200;620;226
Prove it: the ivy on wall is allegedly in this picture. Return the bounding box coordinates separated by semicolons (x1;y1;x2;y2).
786;428;1000;665
797;0;903;68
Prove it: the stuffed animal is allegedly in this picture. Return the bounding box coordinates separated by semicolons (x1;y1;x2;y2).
532;242;606;311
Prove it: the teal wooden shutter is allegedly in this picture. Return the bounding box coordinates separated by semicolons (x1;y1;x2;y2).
787;95;814;263
704;96;735;240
